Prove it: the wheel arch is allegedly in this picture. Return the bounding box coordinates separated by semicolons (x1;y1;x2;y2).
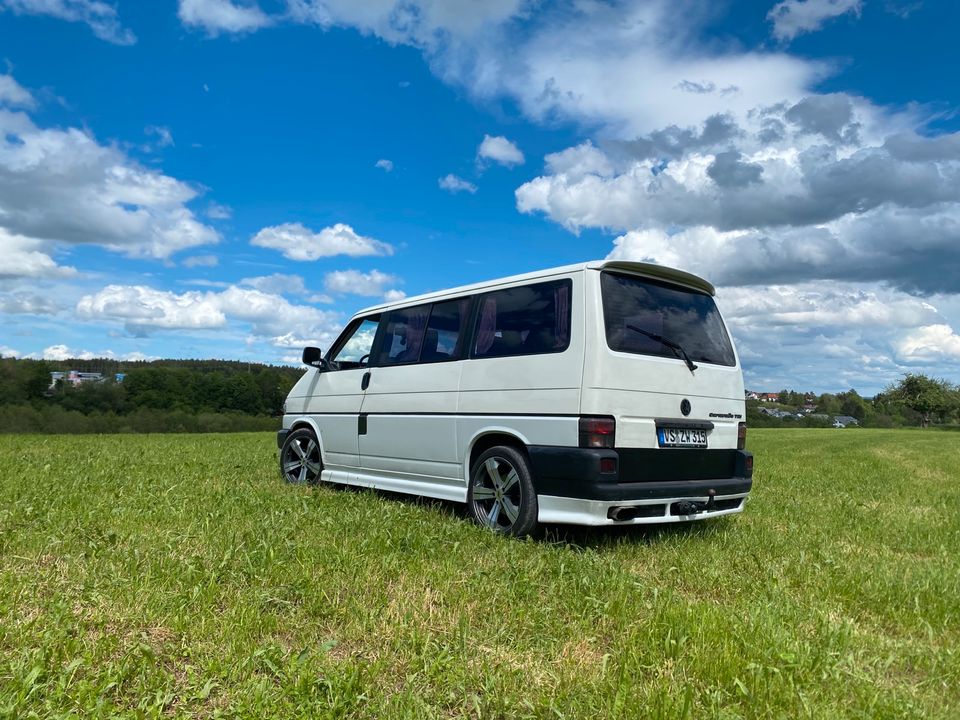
463;428;531;484
286;416;327;464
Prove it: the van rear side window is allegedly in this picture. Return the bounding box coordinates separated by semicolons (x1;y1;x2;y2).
472;279;571;359
601;272;736;366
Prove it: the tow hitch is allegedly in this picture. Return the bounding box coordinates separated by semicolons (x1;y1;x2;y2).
670;489;716;516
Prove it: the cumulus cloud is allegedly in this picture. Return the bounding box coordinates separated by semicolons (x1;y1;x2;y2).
0;230;78;279
25;344;156;361
178;0;272;34
517;97;960;295
250;222;393;261
714;282;959;391
477;134;524;167
324;269;403;299
76;283;342;349
375;158;394;172
895;324;960;362
438;174;477;194
0;96;220;266
1;0;136;44
0;345;18;358
768;0;862;42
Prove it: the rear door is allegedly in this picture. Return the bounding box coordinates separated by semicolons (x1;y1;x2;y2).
581;269;744;450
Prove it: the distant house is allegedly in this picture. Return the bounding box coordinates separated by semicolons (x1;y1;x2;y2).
49;370;105;389
745;391;760;400
832;415;860;428
760;407;794;419
759;392;780;403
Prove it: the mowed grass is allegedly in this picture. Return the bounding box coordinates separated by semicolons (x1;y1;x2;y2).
0;430;957;719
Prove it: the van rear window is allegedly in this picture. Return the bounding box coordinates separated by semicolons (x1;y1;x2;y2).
600;272;736;367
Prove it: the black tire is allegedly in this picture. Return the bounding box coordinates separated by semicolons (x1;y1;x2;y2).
467;445;538;537
279;428;323;485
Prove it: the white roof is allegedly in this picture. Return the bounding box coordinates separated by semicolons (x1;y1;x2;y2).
353;260;715;316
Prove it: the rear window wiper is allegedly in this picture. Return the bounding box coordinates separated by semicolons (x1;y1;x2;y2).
625;324;698;373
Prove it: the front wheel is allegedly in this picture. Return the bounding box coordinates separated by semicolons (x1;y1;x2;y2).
468;445;538;537
279;428;323;485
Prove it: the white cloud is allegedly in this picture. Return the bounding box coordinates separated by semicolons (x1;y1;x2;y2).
145;125;174;148
895;324;960;362
0;74;35;108
0;230;78;279
324;269;402;298
32;344;99;361
438;174;477;194
543;141;616;179
437;0;822;137
1;0;135;44
375;158;394;172
768;0;862;42
516;97;960;295
170;1;824;138
0;345;19;358
240;273;308;296
0;96;220;265
477;134;524;167
182;254;219;268
205;202;232;219
75;283;343;350
713;282;959;392
283;0;529;43
0;291;59;314
76;285;227;332
177;0;272;34
250;222;394;261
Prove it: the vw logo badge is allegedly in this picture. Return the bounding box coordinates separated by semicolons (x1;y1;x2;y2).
680;399;691;416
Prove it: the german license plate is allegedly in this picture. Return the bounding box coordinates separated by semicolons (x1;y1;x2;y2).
658;427;708;448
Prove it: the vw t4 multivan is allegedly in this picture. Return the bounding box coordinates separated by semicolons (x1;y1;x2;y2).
278;260;753;535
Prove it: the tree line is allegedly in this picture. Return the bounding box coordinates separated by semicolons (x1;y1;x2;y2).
0;357;304;434
748;374;960;429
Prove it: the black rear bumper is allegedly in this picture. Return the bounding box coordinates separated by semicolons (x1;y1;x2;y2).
527;445;753;501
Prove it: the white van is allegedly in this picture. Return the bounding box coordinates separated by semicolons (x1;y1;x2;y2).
278;260;753;536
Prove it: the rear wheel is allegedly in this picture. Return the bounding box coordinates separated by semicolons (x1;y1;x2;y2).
468;445;538;537
280;428;323;485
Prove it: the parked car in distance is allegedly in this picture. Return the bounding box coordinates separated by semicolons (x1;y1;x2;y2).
278;260;753;536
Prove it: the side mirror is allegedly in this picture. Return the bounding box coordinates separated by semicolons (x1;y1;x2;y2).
302;346;327;370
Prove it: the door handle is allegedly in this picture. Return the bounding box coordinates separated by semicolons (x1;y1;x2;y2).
361;371;371;390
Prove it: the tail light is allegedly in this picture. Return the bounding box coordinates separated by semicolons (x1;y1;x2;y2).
580;416;616;449
737;422;747;450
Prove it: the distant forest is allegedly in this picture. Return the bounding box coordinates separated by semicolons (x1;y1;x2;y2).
0;357;304;434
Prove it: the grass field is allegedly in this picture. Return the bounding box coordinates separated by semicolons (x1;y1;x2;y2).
1;429;957;718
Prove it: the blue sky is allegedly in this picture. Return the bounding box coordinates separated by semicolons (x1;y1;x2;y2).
1;0;959;394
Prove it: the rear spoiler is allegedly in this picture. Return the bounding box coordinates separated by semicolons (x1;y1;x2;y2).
593;261;715;296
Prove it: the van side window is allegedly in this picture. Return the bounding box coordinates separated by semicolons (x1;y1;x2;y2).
377;304;432;365
421;298;471;363
329;316;380;370
472;279;572;359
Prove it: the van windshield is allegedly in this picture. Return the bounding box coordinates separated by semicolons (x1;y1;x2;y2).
600;271;736;367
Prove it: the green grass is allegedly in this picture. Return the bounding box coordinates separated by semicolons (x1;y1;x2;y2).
1;429;957;718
